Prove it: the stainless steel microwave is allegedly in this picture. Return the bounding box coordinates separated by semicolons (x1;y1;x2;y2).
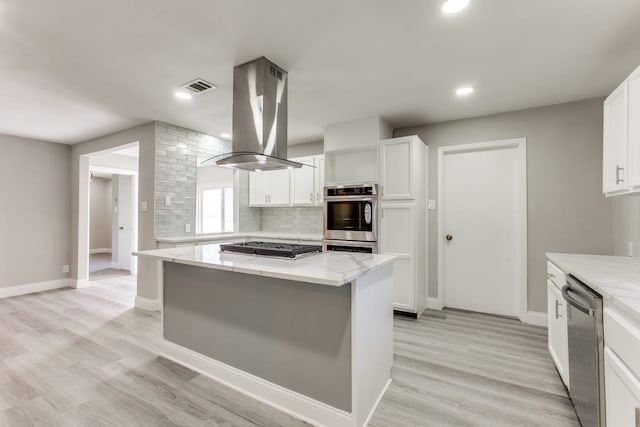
323;184;377;242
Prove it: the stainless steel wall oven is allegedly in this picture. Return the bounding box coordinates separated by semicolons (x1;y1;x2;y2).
323;184;377;243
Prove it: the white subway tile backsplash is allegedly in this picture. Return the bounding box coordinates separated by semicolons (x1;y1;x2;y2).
260;207;323;234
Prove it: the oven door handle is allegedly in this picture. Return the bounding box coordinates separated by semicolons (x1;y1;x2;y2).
324;196;376;202
562;285;595;317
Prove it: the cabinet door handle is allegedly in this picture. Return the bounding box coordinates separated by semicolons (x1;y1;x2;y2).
268;195;271;203
310;192;314;202
264;195;267;203
616;165;625;184
316;192;320;202
555;300;562;319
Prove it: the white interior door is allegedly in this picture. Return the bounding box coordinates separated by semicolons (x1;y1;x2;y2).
442;144;521;317
117;175;133;272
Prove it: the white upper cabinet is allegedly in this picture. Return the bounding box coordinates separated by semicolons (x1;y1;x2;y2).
315;155;325;204
603;80;628;193
628;66;640;188
291;157;316;205
603;63;640;196
380;137;415;200
248;169;291;206
249;155;324;207
269;169;292;205
290;155;324;206
249;171;270;206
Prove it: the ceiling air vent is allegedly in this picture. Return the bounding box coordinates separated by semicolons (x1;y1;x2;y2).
181;78;217;95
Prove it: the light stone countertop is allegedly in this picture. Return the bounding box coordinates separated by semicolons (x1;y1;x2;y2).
135;243;396;287
155;231;323;244
546;253;640;324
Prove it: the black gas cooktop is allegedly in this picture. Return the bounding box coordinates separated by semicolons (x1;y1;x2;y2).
219;241;322;259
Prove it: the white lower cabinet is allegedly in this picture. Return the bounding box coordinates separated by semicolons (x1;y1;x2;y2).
379;204;422;314
604;306;640;426
604;348;640;427
547;280;569;388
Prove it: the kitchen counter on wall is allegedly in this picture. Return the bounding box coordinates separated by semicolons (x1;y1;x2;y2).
135;243;395;287
546;253;640;323
155;231;323;246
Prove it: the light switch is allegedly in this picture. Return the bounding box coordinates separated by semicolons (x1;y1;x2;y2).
428;200;436;210
165;195;172;206
140;201;148;212
185;224;191;233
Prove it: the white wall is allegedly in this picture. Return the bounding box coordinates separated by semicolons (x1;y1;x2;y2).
89;176;112;251
288;140;323;157
0;134;71;288
612;194;640;257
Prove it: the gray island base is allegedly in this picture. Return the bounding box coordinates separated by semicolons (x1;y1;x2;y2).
135;244;395;427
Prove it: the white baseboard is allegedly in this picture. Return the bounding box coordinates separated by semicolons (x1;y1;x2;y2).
161;340;354;427
89;248;112;254
522;311;547;327
362;378;391;427
427;297;444;310
135;296;161;312
0;278;73;299
72;279;92;289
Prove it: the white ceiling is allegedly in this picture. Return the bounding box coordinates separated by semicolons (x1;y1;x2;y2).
2;0;640;145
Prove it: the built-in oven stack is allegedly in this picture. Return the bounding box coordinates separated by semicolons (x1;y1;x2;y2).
323;184;378;253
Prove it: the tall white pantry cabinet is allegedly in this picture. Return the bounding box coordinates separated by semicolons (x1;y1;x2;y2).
378;136;428;317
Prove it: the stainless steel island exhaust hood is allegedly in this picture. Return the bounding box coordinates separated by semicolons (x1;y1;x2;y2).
203;57;303;171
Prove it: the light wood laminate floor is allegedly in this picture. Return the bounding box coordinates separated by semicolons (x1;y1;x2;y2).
0;277;578;426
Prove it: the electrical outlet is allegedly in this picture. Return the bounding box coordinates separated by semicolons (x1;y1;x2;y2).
627;241;634;257
428;200;436;210
165;195;172;206
140;201;148;212
62;265;70;273
185;223;191;233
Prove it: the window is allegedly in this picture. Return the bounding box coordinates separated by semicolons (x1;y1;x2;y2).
199;185;233;233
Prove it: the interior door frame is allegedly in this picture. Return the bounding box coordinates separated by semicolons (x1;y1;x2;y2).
436;138;528;321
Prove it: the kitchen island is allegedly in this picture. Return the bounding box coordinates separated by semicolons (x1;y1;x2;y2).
134;244;396;427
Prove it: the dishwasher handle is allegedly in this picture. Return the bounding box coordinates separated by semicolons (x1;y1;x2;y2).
562;284;595;317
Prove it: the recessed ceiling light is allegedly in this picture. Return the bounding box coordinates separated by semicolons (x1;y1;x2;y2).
254;169;262;172
442;0;469;14
175;91;193;100
221;133;231;138
455;86;475;96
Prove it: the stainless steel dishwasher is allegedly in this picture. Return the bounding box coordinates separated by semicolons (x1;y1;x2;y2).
562;275;606;427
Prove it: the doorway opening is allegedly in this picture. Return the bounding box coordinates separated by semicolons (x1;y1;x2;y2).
78;142;139;288
437;138;527;321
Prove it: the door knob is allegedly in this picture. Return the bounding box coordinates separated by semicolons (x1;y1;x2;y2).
446;234;453;241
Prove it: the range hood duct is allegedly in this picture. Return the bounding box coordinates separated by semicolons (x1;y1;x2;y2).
203;57;303;171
